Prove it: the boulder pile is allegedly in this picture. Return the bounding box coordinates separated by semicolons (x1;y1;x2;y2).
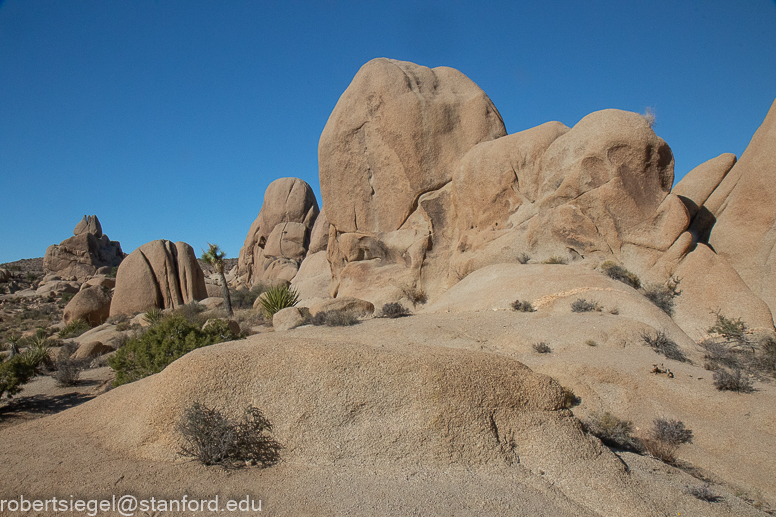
43;215;124;280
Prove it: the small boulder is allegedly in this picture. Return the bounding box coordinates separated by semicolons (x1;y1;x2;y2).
72;341;113;361
80;275;116;291
36;281;80;297
273;307;307;331
0;269;10;283
63;285;112;327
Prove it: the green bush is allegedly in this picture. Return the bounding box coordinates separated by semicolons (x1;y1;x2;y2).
600;261;641;289
258;284;299;318
0;345;50;399
109;314;240;386
105;266;119;278
58;319;90;339
60;292;75;304
543;256;568;265
177;402;282;468
708;312;747;345
144;307;165;326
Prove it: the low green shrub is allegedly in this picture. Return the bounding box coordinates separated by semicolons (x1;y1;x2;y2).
600;261;641;289
109;314;241;386
144;307;165;326
258;285;299;318
708;312;747;345
0;345;50;399
543;256;568;265
177;402;282;468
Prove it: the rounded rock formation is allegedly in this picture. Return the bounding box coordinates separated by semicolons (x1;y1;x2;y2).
109;240;207;317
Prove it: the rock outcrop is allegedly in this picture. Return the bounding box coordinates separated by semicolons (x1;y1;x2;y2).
237;178;319;286
109;240;207;317
703;99;776;315
43;215;124;280
317;59;694;308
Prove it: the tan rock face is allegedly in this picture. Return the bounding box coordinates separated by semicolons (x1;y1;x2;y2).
237;178;319;286
43;215;124;280
319;58;506;235
63;285;112;327
72;341;113;361
672;244;774;338
109;240;207;317
705;98;776;314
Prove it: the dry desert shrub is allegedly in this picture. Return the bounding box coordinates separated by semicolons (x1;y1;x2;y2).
542;256;568;265
571;299;602;313
55;357;88;387
532;342;551;354
379;303;410;319
713;368;754;393
641;330;688;362
685;484;722;503
311;310;359;327
643;276;680;316
516;252;531;264
511;300;535;312
599;261;641;289
57;319;90;339
177;402;282;469
583;412;643;452
399;283;427;307
643;418;693;464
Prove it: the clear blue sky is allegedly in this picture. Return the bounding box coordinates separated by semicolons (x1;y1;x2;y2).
1;0;775;264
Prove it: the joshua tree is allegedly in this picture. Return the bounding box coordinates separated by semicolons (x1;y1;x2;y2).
201;243;233;316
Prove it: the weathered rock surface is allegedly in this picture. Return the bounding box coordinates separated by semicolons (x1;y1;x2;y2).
290;250;331;301
109;240;207;317
671;244;774;338
63;285;112;327
43;215;124;280
320;58;506;235
36;280;80;297
705;98;776;315
238;178;319;286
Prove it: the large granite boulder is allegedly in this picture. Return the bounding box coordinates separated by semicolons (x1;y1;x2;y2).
43;215;124;280
320;58;507;303
237;178;319;286
109;240;207;317
704;98;776;314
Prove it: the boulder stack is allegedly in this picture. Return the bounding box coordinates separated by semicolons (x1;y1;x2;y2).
237;178;319;286
43;215;124;280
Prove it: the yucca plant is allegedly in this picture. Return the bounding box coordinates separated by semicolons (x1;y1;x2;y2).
144;307;165;326
258;284;299;318
201;243;233;316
